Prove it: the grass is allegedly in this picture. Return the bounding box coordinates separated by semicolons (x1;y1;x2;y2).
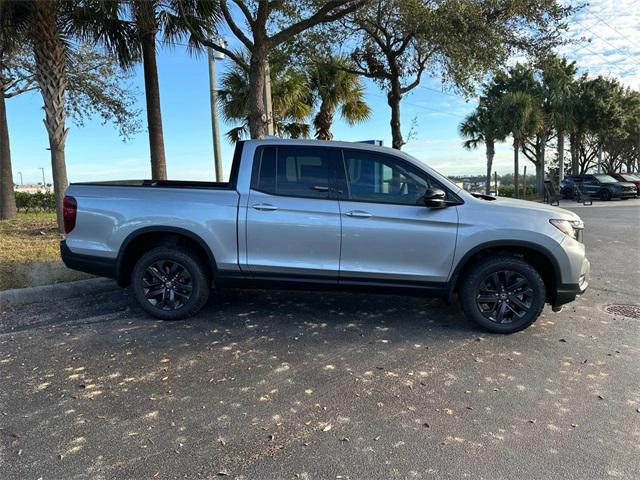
0;212;88;290
0;212;61;263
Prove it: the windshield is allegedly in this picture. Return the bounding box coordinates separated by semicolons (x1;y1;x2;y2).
622;174;639;181
594;175;618;183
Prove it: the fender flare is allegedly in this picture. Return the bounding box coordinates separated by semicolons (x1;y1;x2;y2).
446;240;562;301
116;226;217;285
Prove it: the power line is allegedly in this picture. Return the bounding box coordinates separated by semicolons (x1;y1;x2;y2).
369;92;467;119
589;12;640;51
581;25;639;65
416;84;465;100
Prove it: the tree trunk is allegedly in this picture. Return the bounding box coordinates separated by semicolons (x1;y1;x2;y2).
557;131;564;185
485;137;495;195
569;132;579;175
513;139;519;199
140;27;167;180
387;77;404;150
314;99;335;140
31;0;69;231
0;79;17;220
535;161;544;196
248;49;268;139
536;134;546;195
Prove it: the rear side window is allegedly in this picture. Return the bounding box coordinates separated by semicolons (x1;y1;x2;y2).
252;146;331;198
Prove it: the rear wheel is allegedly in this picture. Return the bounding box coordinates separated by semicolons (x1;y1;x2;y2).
561;187;573;199
460;255;545;333
600;189;612;201
131;246;209;320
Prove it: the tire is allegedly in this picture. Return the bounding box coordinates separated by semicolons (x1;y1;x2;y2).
131;246;210;320
459;255;546;334
600;189;612;201
561;188;573;199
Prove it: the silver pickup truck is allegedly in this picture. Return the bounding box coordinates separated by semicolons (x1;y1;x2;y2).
61;139;589;333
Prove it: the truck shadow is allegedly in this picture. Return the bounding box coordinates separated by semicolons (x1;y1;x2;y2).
190;287;480;337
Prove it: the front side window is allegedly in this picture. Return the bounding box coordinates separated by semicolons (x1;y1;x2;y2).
342;150;430;205
594;174;617;183
252;146;331;198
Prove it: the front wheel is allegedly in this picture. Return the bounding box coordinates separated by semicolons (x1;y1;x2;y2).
459;255;546;333
600;189;612;201
131;246;210;320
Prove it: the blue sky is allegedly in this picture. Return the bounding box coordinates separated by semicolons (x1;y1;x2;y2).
7;0;639;185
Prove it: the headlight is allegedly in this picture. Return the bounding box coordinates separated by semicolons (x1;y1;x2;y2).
550;219;584;240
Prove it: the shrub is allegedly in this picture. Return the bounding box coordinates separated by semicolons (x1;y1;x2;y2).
498;186;537;198
15;191;56;212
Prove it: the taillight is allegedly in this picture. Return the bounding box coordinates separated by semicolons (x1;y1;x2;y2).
63;195;77;234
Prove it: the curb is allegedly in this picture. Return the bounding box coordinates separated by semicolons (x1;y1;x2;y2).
0;278;120;310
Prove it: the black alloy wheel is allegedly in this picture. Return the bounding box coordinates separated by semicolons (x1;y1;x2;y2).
142;260;193;311
459;255;546;333
132;246;210;320
475;270;533;324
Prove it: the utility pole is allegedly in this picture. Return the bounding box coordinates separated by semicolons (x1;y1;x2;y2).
17;171;23;185
263;61;274;136
39;167;45;186
597;144;603;174
494;171;498;196
208;39;225;182
523;166;527;199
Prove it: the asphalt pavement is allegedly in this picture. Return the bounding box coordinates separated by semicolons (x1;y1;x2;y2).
1;200;639;480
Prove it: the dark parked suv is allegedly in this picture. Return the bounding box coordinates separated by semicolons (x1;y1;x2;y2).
560;174;637;200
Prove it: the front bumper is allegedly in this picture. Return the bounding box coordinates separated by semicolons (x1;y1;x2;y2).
617;190;637;198
553;256;590;308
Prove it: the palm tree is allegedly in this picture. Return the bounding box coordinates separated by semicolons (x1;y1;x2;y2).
459;97;505;194
498;91;542;199
92;1;219;180
0;4;27;220
0;0;74;229
218;52;312;142
308;57;370;140
540;56;577;186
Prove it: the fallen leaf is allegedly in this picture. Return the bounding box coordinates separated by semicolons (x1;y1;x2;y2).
11;432;21;439
322;424;332;432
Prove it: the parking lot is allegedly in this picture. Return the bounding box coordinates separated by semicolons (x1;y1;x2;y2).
1;200;639;480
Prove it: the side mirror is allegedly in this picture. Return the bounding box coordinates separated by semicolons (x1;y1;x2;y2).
421;188;447;208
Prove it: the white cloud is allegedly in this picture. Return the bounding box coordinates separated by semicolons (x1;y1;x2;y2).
561;0;640;89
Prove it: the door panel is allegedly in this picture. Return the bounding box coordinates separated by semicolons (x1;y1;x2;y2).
246;190;341;277
339;201;458;282
245;146;341;279
338;149;458;283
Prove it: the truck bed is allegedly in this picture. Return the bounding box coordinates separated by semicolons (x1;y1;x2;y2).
71;179;231;189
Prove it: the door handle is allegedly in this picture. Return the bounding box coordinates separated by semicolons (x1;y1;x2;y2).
251;203;278;211
345;210;372;218
312;185;329;192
